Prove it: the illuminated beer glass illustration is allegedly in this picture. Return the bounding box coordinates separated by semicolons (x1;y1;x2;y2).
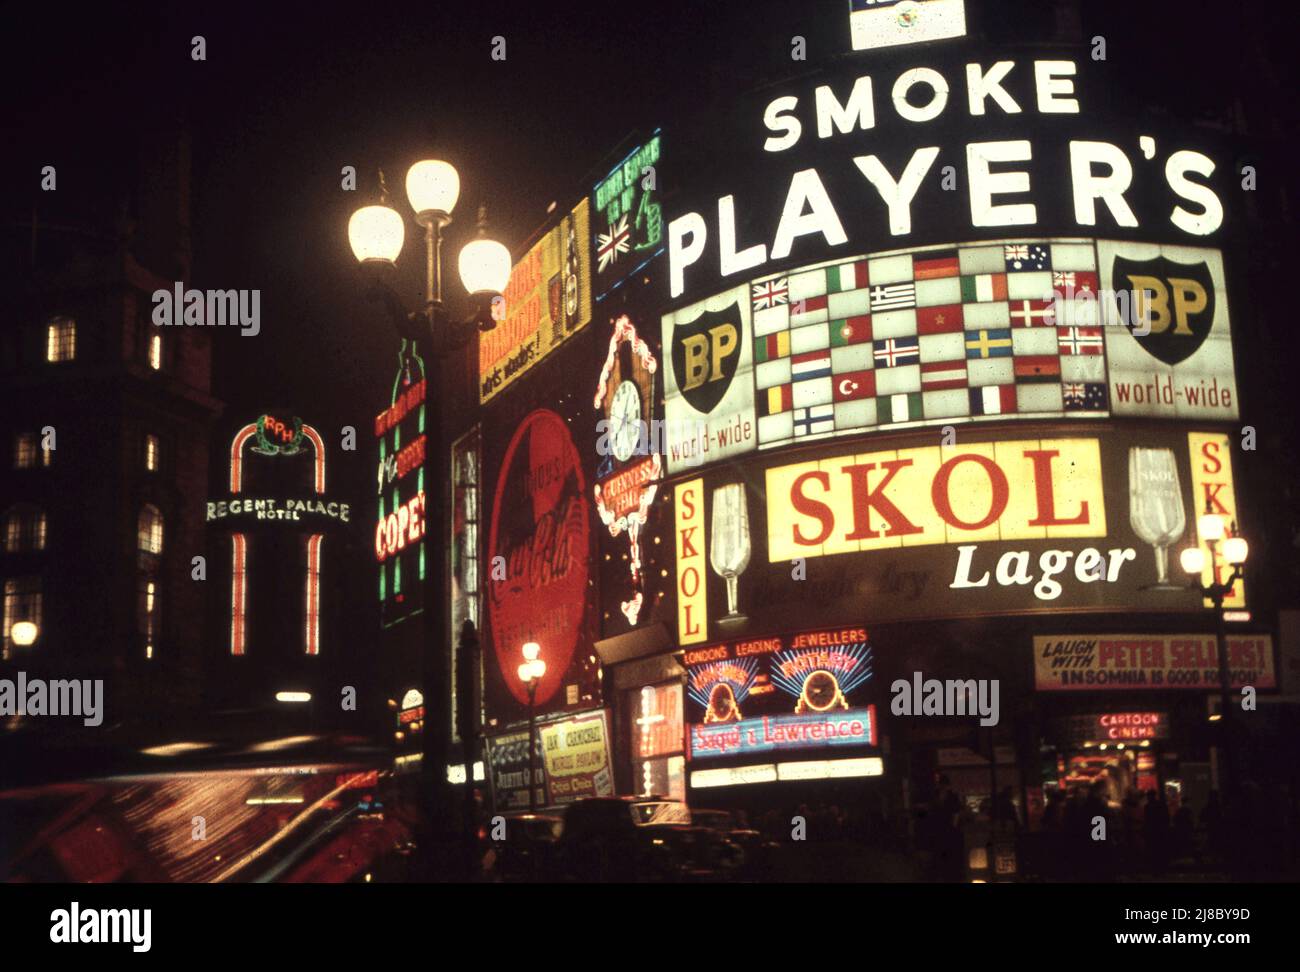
1128;447;1186;588
710;483;751;622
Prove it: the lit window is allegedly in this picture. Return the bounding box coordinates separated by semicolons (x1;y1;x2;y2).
46;317;76;363
14;433;36;470
138;576;158;659
144;434;160;472
138;504;164;555
149;333;163;371
3;507;46;553
3;576;42;660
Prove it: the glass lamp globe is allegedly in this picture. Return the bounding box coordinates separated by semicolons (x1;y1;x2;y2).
1198;512;1225;542
459;238;513;295
406;160;460;219
522;641;540;662
518;662;532;684
348;205;405;264
1179;547;1207;575
1222;536;1248;566
10;621;37;647
531;659;547;680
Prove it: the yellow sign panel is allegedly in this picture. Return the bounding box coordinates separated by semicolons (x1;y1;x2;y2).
1187;432;1245;608
478;197;591;403
539;712;613;803
675;478;708;645
765;439;1105;563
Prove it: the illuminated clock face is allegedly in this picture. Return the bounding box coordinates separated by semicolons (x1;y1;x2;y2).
609;380;642;463
803;670;840;711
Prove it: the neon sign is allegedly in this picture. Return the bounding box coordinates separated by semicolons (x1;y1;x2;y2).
219;414;331;656
375;492;425;563
592;133;663;298
254;414;306;455
690;707;877;759
377;342;427;624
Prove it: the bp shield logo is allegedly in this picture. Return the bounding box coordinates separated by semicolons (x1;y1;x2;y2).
670;301;742;414
1112;254;1215;365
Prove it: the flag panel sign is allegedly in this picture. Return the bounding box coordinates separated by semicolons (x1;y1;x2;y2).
750;238;1108;450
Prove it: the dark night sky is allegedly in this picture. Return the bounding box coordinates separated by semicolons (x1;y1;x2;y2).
7;0;1300;511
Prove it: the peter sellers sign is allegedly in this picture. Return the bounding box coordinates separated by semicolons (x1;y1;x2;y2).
1034;634;1276;691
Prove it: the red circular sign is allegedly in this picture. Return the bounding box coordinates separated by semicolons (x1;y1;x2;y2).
487;409;590;709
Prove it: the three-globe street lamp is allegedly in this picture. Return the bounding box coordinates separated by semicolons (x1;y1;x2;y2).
518;641;546;813
348;160;511;865
1179;504;1249;798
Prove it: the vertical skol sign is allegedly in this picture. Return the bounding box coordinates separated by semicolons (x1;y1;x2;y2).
675;479;707;645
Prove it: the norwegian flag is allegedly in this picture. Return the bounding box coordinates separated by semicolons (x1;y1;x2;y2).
596;215;630;271
752;277;789;310
1057;326;1104;355
873;336;920;368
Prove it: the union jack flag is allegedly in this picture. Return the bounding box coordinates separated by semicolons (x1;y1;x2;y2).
752;277;789;309
596;215;630;271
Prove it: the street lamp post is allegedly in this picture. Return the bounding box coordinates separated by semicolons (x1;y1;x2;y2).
348;161;511;870
518;642;546;813
1179;505;1249;798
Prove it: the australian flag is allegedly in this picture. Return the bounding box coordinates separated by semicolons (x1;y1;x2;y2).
1004;243;1051;273
1063;382;1107;411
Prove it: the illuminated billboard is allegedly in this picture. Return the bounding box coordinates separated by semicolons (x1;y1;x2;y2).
593;314;662;626
664;50;1233;305
672;428;1245;643
479;198;592;403
661;284;757;472
375;342;427;628
849;0;967;52
685;627;878;760
748;237;1120;449
666;237;1239;465
539;710;615;804
1100;242;1238;420
213;412;333;657
1034;634;1276;692
592;134;663;299
483;407;598;726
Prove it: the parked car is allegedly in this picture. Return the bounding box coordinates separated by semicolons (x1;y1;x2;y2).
485;813;562;882
690;809;777;878
553;797;696;882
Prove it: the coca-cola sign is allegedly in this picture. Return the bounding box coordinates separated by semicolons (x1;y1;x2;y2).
487;409;592;712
